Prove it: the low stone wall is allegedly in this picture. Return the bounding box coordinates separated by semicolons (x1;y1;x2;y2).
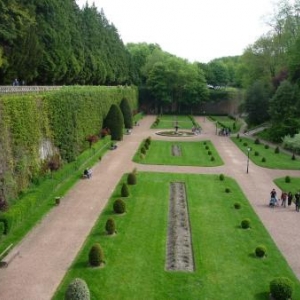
0;86;62;94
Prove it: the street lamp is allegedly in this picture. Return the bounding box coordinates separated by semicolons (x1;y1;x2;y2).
246;147;251;173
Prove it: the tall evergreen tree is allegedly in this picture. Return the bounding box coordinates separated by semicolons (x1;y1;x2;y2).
103;104;124;141
120;98;133;129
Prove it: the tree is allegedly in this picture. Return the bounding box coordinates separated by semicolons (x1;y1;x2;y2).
245;80;271;125
103;104;124;141
120;98;133;129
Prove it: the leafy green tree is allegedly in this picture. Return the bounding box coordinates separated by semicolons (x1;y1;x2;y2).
103;104;124;141
245;80;271;125
120;98;133;129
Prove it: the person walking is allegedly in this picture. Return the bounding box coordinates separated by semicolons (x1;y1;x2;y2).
281;191;288;208
270;188;277;207
288;192;293;206
295;191;300;212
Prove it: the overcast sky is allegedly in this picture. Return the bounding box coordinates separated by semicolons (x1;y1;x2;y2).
75;0;279;63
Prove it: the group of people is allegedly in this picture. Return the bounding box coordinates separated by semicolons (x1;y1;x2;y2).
269;188;300;211
218;127;231;136
191;126;201;135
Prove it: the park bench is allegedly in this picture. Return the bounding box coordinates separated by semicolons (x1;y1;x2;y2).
0;244;20;268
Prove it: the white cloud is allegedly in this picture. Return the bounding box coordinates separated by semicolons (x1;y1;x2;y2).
76;0;278;62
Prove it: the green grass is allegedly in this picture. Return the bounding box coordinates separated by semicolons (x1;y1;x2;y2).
53;172;300;300
151;115;195;130
0;137;111;254
231;136;300;169
133;140;223;166
274;177;300;195
209;116;243;133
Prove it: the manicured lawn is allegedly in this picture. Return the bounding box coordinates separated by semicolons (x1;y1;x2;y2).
53;172;300;300
274;177;300;195
133;140;223;166
231;136;300;169
151;115;195;130
209;116;243;133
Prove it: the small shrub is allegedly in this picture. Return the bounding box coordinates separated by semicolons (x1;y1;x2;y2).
285;176;291;183
241;218;251;229
254;138;260;144
233;122;236;130
210;156;215;161
255;245;267;258
203;141;207;145
225;188;231;193
145;137;151;145
113;199;126;214
237;133;240;139
65;278;90;300
144;142;149;150
89;243;104;267
243;142;248;147
121;183;129;197
99;155;102;161
270;277;294;300
219;174;225;181
239;139;242;142
207;150;212;155
275;146;280;154
234;203;241;209
127;172;137;185
262;157;266;162
264;144;269;149
205;145;209;150
140;147;146;155
292;153;296;160
254;151;259;156
105;218;116;235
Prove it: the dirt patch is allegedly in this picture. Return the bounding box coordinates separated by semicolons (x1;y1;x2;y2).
166;182;195;272
172;144;182;156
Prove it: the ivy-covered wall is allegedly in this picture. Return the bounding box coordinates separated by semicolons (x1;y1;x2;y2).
0;86;138;201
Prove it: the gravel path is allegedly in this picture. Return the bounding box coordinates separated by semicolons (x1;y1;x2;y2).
0;115;300;300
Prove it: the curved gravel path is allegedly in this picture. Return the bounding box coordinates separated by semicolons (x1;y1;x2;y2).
0;115;299;300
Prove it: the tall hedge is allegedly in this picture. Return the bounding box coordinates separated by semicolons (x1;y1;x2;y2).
103;104;124;141
120;98;133;129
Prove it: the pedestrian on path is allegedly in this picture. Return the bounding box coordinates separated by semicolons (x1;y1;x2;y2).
281;191;287;208
288;192;293;206
270;188;277;207
295;192;300;212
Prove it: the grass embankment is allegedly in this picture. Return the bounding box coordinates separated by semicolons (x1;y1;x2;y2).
53;172;300;300
133;140;223;166
209;116;243;133
275;177;300;195
231;136;300;170
151;115;195;130
0;137;111;254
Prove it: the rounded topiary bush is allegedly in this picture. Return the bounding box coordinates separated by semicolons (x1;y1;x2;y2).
262;157;266;162
88;243;104;267
234;203;241;209
241;218;251;229
219;174;225;181
285;176;291;183
265;144;269;149
205;145;209;150
105;218;116;235
225;188;231;193
255;245;267;258
254;151;259;156
65;278;90;300
210;156;215;161
243;142;248;147
207;150;212;155
270;277;294;300
203;141;207;145
121;183;129;197
275;146;280;154
254;138;260;144
113;199;126;214
127;172;137;185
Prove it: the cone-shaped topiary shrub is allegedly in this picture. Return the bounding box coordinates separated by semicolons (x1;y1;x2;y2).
120;98;133;129
113;199;126;214
208;150;212;155
89;243;104;267
270;277;294;300
210;156;215;161
237;133;240;139
234;203;241;209
219;174;225;181
205;145;209;150
103;104;124;141
285;176;291;183
241;218;251;229
254;138;260;144
141;146;146;155
254;151;259;156
275;146;280;154
121;183;129;197
292;153;296;160
255;245;267;258
65;278;90;300
262;157;266;162
265;144;269;149
127;172;137;185
105;218;116;235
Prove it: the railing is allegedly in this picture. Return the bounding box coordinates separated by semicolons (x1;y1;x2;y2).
0;86;63;94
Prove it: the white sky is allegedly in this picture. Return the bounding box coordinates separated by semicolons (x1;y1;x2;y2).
76;0;278;63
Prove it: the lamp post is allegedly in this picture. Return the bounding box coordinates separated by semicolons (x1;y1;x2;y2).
246;147;251;174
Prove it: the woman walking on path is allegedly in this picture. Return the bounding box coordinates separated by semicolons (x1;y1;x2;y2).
288;192;293;206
